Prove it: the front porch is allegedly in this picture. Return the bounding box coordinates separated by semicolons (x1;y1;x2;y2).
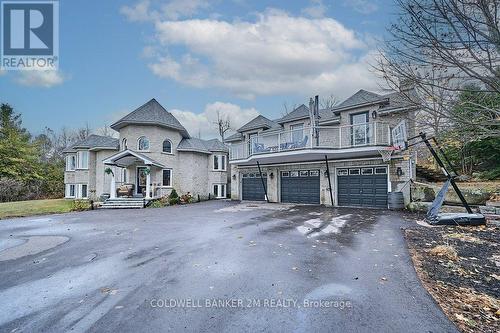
102;149;170;200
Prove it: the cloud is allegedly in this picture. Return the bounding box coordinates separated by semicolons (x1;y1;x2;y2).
344;0;379;15
302;0;328;18
120;0;156;22
170;101;260;139
15;70;65;88
121;0;209;22
145;10;380;99
161;0;210;20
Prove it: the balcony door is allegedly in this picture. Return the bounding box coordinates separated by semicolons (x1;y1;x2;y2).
248;133;258;155
351;112;369;146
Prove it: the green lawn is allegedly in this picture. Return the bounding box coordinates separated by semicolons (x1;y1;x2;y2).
0;199;73;219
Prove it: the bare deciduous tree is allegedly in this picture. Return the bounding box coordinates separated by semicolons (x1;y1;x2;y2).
320;94;339;109
281;102;298;117
213;110;231;142
375;0;500;138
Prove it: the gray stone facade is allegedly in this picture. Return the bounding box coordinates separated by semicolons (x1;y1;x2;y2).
63;100;228;201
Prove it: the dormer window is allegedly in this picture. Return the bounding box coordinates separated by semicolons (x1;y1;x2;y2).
162;139;172;154
138;136;150;151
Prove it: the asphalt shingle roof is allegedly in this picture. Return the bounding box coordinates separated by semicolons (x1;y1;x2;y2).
64;135;119;152
335;89;382;109
111;99;190;138
224;132;243;142
177;138;228;153
237;115;280;133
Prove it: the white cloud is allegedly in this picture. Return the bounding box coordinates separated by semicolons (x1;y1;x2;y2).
161;0;209;20
120;0;157;22
302;0;328;18
146;10;381;99
344;0;379;15
15;70;65;88
121;0;209;22
170;101;260;139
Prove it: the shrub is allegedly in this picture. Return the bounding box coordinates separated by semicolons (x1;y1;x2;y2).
71;200;91;211
148;200;165;208
169;189;179;199
169;197;180;205
168;189;180;205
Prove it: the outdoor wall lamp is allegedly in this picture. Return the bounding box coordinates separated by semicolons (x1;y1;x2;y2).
232;174;236;180
324;171;329;177
269;172;274;179
372;110;378;119
396;167;404;177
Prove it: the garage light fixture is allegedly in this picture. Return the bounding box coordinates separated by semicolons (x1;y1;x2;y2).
269;172;274;179
232;174;236;180
396;167;404;177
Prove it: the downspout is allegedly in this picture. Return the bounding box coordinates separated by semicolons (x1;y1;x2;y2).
325;155;334;206
257;161;269;203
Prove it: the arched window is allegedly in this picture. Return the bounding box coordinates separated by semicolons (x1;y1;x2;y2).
162;139;172;153
121;138;127;150
137;136;150;151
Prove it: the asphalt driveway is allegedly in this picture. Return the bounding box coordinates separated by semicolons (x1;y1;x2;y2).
0;201;457;332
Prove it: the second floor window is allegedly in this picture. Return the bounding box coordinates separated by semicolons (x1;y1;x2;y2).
121;138;127;150
77;151;89;169
66;155;76;171
163;139;172;153
213;155;226;171
138;136;150;151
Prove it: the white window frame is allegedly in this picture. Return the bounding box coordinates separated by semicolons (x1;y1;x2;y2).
213;184;226;198
162;139;173;154
76;151;89;170
162;169;172;187
78;184;88;199
66;155;76;171
290;123;304;143
66;184;76;198
121;138;127;150
213;155;227;171
137;136;150;151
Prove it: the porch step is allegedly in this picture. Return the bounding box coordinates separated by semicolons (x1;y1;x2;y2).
100;198;149;209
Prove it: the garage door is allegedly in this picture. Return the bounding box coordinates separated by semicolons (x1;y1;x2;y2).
242;173;267;201
337;167;388;208
281;170;320;204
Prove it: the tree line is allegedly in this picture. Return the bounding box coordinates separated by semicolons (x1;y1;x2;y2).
0;103;104;202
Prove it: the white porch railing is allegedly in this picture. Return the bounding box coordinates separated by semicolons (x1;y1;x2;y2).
229;122;391;160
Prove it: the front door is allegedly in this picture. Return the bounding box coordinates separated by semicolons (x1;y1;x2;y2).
136;167;147;195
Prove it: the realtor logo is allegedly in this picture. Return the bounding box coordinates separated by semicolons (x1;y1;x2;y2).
1;0;59;70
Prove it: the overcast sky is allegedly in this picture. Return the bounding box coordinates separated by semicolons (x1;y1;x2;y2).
0;0;396;139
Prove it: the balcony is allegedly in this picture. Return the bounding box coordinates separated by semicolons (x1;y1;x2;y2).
229;122;392;164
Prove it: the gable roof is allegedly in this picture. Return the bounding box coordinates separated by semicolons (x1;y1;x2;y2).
102;149;165;168
224;132;243;142
237;115;280;133
277;104;340;124
333;89;418;114
277;104;309;124
111;99;190;138
64;135;119;153
177;138;228;154
335;89;382;109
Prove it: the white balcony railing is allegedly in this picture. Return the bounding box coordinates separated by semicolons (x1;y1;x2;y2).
229;122;391;160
